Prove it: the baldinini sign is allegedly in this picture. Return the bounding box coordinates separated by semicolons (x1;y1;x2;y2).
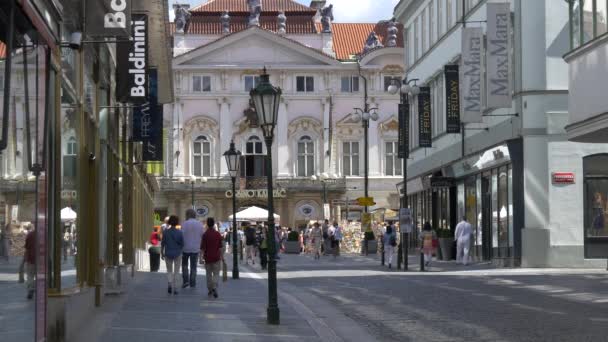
86;0;131;37
225;189;287;199
117;14;148;103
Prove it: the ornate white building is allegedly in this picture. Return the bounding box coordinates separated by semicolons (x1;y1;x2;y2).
157;0;405;228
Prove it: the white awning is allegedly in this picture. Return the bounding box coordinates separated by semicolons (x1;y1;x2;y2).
60;207;77;221
228;206;280;222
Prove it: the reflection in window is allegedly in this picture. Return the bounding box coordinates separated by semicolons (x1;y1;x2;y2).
342;141;360;176
385;141;402;176
241;136;266;177
192;135;211;177
244;75;260;92
297;136;314;177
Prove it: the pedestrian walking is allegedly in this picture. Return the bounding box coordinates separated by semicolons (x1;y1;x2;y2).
419;222;437;267
225;227;232;252
309;222;323;259
244;224;257;265
148;226;161;272
454;217;473;266
1;223;11;262
332;222;342;258
24;225;35;299
181;209;204;288
322;219;330;255
383;224;397;269
161;215;184;295
201;218;224;298
258;226;268;270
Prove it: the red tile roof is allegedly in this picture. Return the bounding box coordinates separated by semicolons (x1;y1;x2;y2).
182;14;317;34
191;0;317;14
331;22;404;61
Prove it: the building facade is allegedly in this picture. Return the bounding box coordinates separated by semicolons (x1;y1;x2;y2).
564;0;608;260
394;0;607;267
159;0;405;229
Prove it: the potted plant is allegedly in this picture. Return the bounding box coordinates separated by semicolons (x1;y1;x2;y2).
362;231;377;255
284;231;301;254
436;228;453;261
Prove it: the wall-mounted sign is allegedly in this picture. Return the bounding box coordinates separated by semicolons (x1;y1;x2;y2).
461;27;483;123
430;177;455;189
399;208;413;233
226;189;287;199
196;206;210;217
298;204;315;217
398;102;409;158
418;86;432;148
86;0;132;38
552;172;575;184
444;65;461;133
117;13;148;103
486;3;512;109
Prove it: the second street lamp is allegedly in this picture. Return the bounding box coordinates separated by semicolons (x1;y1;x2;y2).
250;67;282;325
224;140;242;279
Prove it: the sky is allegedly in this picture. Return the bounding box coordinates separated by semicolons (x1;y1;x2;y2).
168;0;400;23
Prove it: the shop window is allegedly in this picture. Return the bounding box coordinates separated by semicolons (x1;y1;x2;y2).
584;154;608;258
342;141;360;176
244;75;260;92
497;166;509;257
297;135;314;177
296;76;314;92
385;141;402;176
193;75;211;92
241;136;266;177
341;76;359;92
192;135;211;177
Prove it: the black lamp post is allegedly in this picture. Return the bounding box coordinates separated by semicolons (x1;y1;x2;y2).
250;67;282;325
388;77;419;271
224;140;241;279
311;172;338;219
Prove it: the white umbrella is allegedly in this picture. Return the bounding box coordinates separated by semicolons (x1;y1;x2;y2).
60;207;77;221
228;206;280;222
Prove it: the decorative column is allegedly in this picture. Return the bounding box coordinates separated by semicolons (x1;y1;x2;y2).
277;99;289;177
173;100;185;177
219;97;232;176
322;97;330;174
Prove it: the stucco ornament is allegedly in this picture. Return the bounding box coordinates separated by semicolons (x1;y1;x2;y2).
248;0;262;27
386;18;398;47
221;11;231;34
320;5;334;33
363;31;383;53
277;11;287;34
174;5;191;34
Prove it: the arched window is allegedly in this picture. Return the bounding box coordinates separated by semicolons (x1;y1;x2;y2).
63;136;77;178
66;137;77;156
242;136;266;177
297;136;315;177
192;135;211;176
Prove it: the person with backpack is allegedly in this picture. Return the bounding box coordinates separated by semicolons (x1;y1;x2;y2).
321;219;330;255
383;223;397;269
161;215;184;295
420;222;437;268
244;224;257;265
330;222;342;258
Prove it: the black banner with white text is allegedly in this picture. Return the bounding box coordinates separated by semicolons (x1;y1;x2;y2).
444;65;461;133
398;102;409;158
418;87;432;148
116;13;148;104
142;69;163;161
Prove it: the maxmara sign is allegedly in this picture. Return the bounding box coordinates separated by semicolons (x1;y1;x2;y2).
225;189;287;199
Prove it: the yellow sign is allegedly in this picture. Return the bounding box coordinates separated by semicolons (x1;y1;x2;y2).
357;197;376;206
362;213;372;232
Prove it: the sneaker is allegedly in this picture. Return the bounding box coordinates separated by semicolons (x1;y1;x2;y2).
208;290;213;297
173;290;179;295
168;285;172;294
27;290;34;300
212;289;218;298
182;282;189;289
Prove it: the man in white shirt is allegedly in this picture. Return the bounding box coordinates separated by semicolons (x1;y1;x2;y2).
454;217;473;266
181;209;204;288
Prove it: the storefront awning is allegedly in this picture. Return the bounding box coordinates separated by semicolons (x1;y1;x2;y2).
228;206;280;222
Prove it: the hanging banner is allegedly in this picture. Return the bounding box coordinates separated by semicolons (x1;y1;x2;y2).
142;69;163;161
116;14;148;103
486;3;512;109
398;102;409;158
461;27;483;123
418;86;432;148
85;0;131;37
444;65;461;133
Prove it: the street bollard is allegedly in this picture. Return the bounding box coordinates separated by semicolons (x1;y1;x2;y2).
420;251;425;272
381;238;385;266
397;242;402;269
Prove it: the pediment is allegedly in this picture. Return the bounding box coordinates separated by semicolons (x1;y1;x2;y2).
175;28;340;67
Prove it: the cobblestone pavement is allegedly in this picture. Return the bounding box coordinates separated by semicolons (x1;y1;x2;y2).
246;252;608;342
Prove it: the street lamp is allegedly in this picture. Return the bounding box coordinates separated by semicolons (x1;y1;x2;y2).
388;77;419;271
223;140;241;280
250;67;282;325
311;172;339;219
181;176;208;211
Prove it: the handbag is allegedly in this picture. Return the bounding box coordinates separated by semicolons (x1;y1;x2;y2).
222;260;228;282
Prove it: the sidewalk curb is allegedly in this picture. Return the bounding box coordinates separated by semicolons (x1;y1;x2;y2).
242;263;378;342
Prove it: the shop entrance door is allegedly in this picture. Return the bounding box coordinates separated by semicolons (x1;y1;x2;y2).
481;177;493;260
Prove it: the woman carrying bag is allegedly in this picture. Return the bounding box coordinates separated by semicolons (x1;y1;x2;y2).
419;222;437;268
